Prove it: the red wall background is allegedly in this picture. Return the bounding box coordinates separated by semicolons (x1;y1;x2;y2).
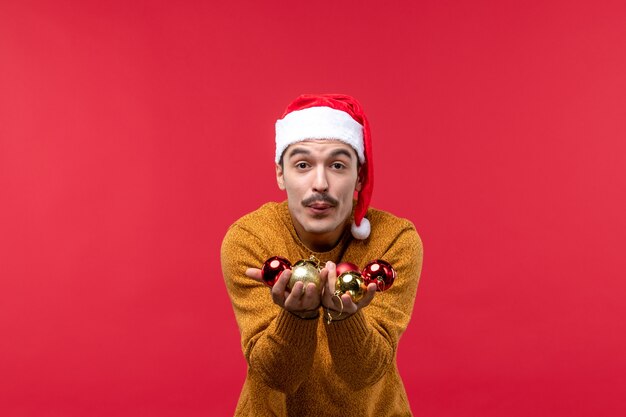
1;1;625;416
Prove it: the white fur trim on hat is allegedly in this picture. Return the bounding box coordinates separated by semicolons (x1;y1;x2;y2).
275;106;365;163
351;217;371;239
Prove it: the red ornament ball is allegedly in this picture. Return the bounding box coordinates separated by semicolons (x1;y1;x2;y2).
261;256;291;287
362;259;396;291
336;262;360;276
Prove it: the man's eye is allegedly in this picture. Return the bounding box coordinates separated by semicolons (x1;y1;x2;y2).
296;162;309;169
331;163;345;169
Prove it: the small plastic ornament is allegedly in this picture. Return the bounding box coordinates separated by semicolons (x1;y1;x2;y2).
289;256;322;290
261;256;291;287
335;262;360;276
362;259;396;291
335;271;367;302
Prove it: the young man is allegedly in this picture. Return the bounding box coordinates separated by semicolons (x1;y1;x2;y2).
221;94;423;416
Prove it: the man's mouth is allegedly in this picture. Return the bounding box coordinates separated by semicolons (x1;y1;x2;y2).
302;194;339;212
307;202;335;215
308;202;332;210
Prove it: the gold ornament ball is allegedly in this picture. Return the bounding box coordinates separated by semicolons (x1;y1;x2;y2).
335;271;367;302
289;259;322;290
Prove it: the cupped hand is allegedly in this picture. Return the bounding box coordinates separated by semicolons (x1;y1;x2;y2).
246;267;324;318
321;262;377;320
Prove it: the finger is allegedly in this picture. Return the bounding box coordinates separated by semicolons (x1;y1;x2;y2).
274;269;291;291
271;270;291;306
356;283;377;309
295;281;307;300
323;261;337;302
341;293;358;315
305;282;320;297
326;261;337;280
301;282;321;308
245;268;263;282
320;267;332;302
284;281;305;309
318;268;328;292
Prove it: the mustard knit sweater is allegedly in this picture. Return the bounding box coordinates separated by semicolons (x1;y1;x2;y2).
221;201;423;416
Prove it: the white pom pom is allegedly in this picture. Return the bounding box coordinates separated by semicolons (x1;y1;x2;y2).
351;217;371;240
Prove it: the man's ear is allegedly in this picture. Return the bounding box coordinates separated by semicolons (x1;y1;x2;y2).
276;163;286;190
355;167;363;192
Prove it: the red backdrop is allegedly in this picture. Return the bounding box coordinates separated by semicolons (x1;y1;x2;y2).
1;1;625;416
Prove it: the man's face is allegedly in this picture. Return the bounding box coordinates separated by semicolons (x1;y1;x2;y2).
276;140;361;250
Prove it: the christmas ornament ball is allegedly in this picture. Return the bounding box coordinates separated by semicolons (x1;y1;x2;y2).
362;259;396;291
336;262;360;276
335;271;367;302
289;259;322;290
261;256;291;287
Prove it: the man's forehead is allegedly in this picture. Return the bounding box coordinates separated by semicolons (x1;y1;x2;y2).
284;140;358;159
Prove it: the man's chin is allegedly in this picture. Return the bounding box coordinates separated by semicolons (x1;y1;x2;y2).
301;220;338;235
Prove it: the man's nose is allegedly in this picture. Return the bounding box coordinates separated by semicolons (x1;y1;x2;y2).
312;166;329;193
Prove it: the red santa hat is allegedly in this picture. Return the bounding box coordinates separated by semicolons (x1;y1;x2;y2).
275;94;373;240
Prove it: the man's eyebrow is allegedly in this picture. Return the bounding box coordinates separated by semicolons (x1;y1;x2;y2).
285;146;356;160
329;149;355;160
286;147;311;159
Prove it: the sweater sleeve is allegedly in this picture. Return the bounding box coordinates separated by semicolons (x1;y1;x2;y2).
221;223;319;394
324;222;423;388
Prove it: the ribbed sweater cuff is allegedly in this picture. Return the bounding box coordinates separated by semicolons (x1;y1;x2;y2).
325;310;370;344
273;309;319;347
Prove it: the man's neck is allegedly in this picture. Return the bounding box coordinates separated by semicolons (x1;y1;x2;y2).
292;221;347;253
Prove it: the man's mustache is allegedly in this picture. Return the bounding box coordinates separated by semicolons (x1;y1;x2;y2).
301;194;339;207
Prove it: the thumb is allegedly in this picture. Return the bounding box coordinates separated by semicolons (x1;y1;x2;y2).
245;268;263;282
